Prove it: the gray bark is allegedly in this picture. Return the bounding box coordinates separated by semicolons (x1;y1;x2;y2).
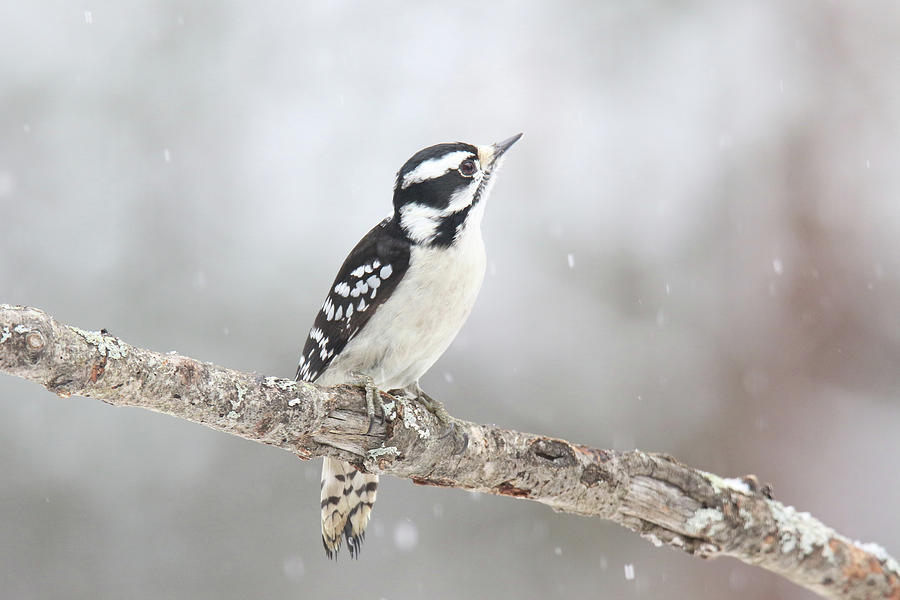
1;304;897;599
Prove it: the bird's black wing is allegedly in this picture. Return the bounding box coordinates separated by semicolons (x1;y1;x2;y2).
296;217;410;383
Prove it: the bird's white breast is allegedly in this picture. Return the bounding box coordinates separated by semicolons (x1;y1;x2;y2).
318;206;487;390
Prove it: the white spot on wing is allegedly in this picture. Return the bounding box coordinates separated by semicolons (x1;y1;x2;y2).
358;298;367;311
351;266;366;278
335;305;343;320
380;264;393;279
334;282;351;297
366;275;381;289
346;303;353;317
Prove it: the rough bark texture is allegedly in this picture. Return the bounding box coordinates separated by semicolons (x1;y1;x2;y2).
1;304;897;600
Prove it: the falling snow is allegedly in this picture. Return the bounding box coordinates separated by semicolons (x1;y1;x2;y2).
567;253;575;268
393;520;419;551
0;172;13;197
193;271;207;291
624;563;635;580
282;555;305;582
772;258;783;275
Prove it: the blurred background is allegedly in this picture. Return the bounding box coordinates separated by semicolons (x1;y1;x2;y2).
1;1;899;598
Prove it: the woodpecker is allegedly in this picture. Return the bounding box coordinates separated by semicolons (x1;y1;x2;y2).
295;134;522;558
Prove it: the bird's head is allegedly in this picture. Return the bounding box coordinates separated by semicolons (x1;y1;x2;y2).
393;133;522;246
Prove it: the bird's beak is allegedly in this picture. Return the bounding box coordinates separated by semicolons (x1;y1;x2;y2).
478;133;523;169
492;133;523;160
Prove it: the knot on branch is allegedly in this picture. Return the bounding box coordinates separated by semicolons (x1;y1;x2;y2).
530;438;576;466
0;307;51;370
25;330;45;351
580;463;613;487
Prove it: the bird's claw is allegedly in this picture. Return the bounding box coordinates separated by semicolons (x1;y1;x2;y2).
349;371;383;434
407;385;468;455
417;389;452;424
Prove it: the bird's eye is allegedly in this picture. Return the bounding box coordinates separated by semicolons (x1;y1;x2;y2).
459;159;477;176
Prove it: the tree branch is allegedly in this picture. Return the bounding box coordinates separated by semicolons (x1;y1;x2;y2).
1;304;896;599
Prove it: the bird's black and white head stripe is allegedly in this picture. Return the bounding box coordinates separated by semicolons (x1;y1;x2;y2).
393;135;521;247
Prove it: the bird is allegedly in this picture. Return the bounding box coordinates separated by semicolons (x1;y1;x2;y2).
295;133;522;558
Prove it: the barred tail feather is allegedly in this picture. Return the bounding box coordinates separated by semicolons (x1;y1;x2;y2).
320;457;378;558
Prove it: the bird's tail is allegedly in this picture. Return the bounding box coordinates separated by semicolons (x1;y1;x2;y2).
320;457;378;558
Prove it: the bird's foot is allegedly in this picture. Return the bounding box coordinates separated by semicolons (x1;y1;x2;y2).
349;371;383;434
400;383;446;422
403;383;467;454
